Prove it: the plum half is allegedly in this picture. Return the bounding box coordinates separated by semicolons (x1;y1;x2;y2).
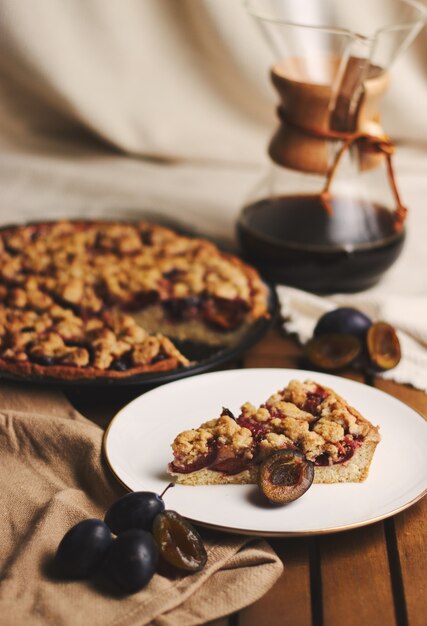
153;510;207;572
258;450;314;504
305;334;361;371
367;322;401;370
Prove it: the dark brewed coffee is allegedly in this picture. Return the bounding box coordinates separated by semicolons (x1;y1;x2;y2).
237;194;405;293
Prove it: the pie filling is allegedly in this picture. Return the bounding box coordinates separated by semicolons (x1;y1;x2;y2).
170;429;365;474
160;296;250;331
170;439;254;476
170;380;374;476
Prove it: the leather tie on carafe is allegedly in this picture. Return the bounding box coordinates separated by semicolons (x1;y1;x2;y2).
278;106;408;232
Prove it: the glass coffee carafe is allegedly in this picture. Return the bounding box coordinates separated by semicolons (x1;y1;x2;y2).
237;0;427;292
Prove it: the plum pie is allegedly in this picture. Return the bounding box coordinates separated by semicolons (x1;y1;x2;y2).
169;379;380;484
0;220;269;380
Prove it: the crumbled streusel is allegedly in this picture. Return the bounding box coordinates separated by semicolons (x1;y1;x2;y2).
171;413;254;470
170;380;380;472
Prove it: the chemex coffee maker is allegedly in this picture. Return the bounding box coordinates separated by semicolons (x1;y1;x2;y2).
237;0;427;292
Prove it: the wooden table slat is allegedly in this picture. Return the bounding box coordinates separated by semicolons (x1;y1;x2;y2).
320;524;397;626
373;379;427;417
374;377;427;626
243;328;303;370
239;538;312;626
392;498;427;626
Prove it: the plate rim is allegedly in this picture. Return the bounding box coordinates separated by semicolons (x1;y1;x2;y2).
103;367;427;536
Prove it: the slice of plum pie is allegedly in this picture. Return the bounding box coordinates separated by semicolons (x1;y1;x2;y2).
169;379;380;485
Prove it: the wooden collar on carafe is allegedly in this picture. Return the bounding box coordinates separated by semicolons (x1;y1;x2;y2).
278;106;408;232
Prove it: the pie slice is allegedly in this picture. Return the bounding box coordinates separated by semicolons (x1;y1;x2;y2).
169;379;380;484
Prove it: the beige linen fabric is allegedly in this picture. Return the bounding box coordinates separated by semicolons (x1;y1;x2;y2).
0;0;273;164
0;0;426;163
0;383;283;626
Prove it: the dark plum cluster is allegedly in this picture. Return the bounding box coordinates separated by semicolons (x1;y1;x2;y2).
304;308;401;372
55;485;207;594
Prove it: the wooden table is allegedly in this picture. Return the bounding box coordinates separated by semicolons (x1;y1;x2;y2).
67;324;427;626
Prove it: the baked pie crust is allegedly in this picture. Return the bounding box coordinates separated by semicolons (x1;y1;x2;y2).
169;379;381;484
0;220;269;380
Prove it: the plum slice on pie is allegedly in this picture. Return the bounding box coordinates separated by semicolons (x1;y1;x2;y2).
169;380;380;484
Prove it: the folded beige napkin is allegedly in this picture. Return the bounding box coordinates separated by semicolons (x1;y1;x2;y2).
0;383;283;626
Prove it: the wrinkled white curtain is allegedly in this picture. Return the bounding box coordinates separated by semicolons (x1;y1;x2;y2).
0;0;426;163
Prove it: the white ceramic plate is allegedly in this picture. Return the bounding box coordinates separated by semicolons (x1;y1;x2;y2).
103;369;427;536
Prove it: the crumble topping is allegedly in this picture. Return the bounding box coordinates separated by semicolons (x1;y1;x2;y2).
0;305;189;372
268;401;314;422
258;432;293;451
192;414;252;451
173;428;214;462
254;407;271;423
319;396;370;437
171;380;379;471
298;430;326;461
276;416;310;441
283;379;319;406
257;432;294;462
240;402;257;419
0;221;267;313
313;418;345;443
27;332;91;367
172;413;253;470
